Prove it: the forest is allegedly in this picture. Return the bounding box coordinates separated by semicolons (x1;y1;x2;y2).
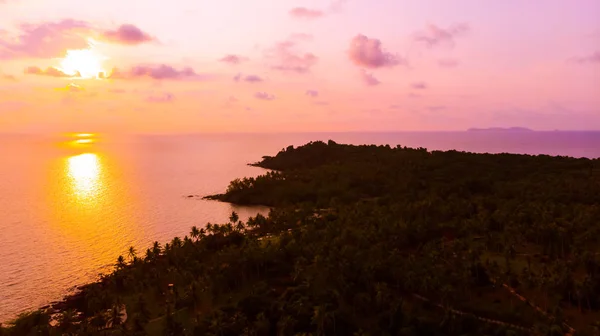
3;140;600;335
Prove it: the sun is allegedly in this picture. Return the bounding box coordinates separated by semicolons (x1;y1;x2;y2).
59;47;107;79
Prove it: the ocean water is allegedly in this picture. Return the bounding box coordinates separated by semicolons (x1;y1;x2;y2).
1;131;599;322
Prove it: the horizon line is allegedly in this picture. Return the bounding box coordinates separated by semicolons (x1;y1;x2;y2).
2;129;600;136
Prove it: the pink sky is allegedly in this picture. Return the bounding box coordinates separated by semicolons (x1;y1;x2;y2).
0;0;599;133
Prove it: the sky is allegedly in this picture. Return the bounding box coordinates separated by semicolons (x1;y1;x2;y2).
0;0;599;133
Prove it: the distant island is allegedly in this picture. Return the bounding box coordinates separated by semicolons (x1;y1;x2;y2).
3;140;599;335
467;127;534;132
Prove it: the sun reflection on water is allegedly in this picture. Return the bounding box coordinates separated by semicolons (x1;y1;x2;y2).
67;153;101;201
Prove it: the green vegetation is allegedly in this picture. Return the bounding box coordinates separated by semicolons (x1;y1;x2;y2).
3;140;600;335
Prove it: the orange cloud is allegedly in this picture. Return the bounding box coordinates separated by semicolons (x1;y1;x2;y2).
24;66;80;77
1;73;16;81
55;83;84;92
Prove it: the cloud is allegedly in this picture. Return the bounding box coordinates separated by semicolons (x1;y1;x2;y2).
389;104;401;109
24;65;80;77
55;83;84;92
289;1;347;19
146;92;174;103
305;89;319;97
0;19;90;59
233;73;264;82
254;92;275;101
438;58;459;68
266;35;318;74
314;101;329;106
223;96;239;109
100;24;154;45
108;88;126;94
244;74;263;82
328;0;347;13
1;73;16;81
411;82;427;90
219;54;248;64
427;105;446;111
359;69;380;86
0;19;154;60
108;64;212;80
414;23;470;48
289;7;324;19
571;51;600;64
348;34;406;69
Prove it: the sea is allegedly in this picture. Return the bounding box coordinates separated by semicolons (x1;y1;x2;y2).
1;131;599;322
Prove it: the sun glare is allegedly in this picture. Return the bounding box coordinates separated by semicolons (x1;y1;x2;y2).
67;153;101;200
65;133;98;147
59;48;107;79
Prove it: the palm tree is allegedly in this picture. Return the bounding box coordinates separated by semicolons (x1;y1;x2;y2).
152;241;161;256
190;226;200;241
90;313;107;331
145;248;153;261
108;303;124;329
128;246;137;263
172;237;182;248
230;211;239;224
116;255;126;269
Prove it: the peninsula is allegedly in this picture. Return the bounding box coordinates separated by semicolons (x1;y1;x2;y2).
3;141;600;335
